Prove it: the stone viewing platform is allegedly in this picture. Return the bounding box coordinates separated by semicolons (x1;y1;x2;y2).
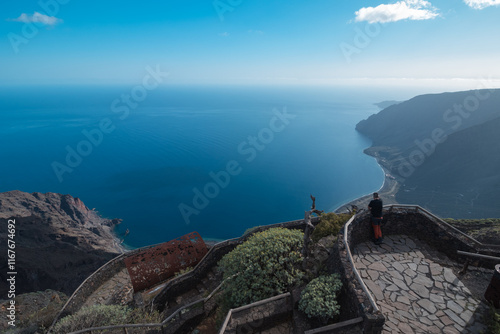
353;235;487;333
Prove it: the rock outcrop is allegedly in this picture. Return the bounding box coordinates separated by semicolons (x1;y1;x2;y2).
0;190;124;296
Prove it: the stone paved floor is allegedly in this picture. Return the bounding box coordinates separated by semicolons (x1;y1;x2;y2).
353;235;488;334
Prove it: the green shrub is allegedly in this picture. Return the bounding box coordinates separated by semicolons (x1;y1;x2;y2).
52;304;129;333
311;212;353;242
299;274;342;321
218;227;305;309
52;304;162;334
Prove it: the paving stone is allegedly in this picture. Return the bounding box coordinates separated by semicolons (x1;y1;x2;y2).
396;244;412;252
440;314;453;326
364;254;375;262
443;268;458;284
396;309;414;320
393;277;409;290
397;295;411;305
404;268;417;278
444;309;466;327
417;264;429;274
386;319;399;330
429;293;444;303
411;303;423;317
386;284;399;291
398;321;415;333
443;325;460;334
430;264;443;276
393;301;410;312
419;316;433;326
447;300;464;314
414;274;433;288
383;303;396;312
389;270;404;281
460;309;474;323
380;244;393;252
467;304;476;312
426;324;444;334
368;262;387;272
365;279;384;301
406;239;416;248
435;303;446;310
367;269;379;281
408;263;417;271
417;299;437;314
410;282;429;298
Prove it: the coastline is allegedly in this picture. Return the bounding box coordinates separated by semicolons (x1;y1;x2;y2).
334;157;400;213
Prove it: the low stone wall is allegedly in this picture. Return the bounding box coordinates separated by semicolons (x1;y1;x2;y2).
153;217;318;311
220;293;293;334
49;242;176;332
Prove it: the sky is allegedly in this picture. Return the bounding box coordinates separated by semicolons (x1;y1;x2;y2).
1;0;500;90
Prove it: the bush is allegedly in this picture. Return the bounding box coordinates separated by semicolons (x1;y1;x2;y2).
299;274;342;321
52;304;162;334
52;304;129;333
311;212;353;242
218;227;305;309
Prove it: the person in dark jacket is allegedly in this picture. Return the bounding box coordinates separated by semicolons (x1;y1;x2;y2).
368;192;383;245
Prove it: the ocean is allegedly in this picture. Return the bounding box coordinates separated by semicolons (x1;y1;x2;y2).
0;85;384;248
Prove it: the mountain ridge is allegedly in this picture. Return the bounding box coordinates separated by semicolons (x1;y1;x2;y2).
356;89;500;218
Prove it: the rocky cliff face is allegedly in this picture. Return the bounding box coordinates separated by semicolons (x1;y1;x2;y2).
0;190;124;295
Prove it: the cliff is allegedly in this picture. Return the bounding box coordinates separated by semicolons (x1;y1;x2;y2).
0;190;124;296
356;89;500;218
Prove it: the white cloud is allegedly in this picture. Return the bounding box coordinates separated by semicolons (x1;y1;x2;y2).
10;12;62;26
464;0;500;9
355;0;439;23
219;32;230;37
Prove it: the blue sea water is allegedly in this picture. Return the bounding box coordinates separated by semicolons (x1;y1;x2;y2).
0;85;384;248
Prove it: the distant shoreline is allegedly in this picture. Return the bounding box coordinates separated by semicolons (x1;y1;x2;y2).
334;156;400;213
